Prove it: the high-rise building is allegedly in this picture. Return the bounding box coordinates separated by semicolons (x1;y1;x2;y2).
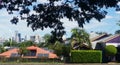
15;31;18;42
35;35;40;43
30;35;41;43
24;35;28;41
30;36;35;42
18;33;21;42
14;31;21;43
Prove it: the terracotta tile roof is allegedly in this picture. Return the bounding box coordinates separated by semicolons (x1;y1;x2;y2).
28;46;58;58
0;48;19;58
49;53;58;58
27;46;37;50
0;46;58;59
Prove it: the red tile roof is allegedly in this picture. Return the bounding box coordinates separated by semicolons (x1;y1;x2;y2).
0;48;19;58
0;46;58;58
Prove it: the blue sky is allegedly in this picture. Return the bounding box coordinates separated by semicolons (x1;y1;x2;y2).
0;0;120;39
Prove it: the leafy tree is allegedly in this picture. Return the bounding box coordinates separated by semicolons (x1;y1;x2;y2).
105;45;117;56
37;42;45;47
42;34;57;47
62;44;71;57
95;32;107;35
17;41;33;58
43;34;51;46
3;39;17;47
0;45;6;53
71;28;92;50
3;40;10;46
117;21;120;26
53;41;64;56
18;46;28;56
116;21;120;34
115;30;120;34
43;33;64;45
18;40;34;47
0;0;120;41
18;45;29;62
18;41;29;59
105;45;117;62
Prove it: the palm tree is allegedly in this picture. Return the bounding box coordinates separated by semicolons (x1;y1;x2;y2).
71;28;92;50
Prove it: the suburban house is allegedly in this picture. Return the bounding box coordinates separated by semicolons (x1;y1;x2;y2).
0;46;58;59
91;34;120;49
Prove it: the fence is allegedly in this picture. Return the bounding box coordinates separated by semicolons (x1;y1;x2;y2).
0;57;62;63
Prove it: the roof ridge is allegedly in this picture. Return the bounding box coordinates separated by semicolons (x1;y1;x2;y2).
104;34;120;42
91;34;107;41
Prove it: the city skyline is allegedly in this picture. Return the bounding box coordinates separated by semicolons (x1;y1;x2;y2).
0;1;120;39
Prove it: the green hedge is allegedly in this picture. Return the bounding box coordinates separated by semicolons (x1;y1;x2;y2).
105;45;117;56
70;50;102;63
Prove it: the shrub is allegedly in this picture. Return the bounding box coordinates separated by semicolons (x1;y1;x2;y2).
105;45;117;56
70;50;102;63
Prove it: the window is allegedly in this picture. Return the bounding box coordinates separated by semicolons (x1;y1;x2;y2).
44;54;49;57
37;53;49;58
24;50;36;56
10;53;20;57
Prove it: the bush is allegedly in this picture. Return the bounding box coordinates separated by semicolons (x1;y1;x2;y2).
70;50;102;63
105;45;117;56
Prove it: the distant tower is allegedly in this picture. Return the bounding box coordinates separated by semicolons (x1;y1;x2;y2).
14;31;21;43
15;31;18;42
18;33;21;42
30;36;35;42
35;35;40;43
24;35;27;41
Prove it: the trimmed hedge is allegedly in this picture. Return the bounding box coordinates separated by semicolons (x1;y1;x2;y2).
70;50;102;63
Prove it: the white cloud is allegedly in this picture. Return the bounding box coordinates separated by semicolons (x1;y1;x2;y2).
117;2;120;5
105;15;113;19
116;11;120;14
37;0;49;3
61;18;108;35
61;18;78;32
37;0;63;6
0;9;18;17
84;19;108;30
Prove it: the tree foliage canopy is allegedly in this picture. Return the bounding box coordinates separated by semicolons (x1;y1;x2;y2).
115;29;120;34
71;28;92;50
0;0;120;41
117;20;120;26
